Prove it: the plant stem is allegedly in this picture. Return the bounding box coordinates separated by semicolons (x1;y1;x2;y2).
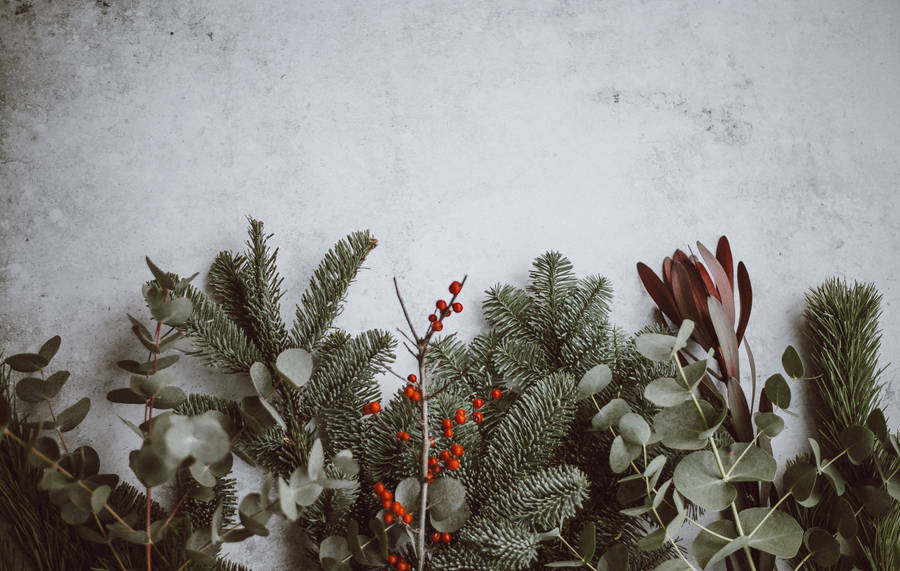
45;396;71;455
557;534;599;571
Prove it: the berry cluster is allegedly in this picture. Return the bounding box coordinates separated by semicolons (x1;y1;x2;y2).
373;482;414;525
403;374;422;402
362;401;382;415
386;554;411;570
427;281;464;332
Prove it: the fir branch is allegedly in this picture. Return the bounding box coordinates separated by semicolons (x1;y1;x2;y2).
291;230;378;350
526;251;578;358
242;218;290;360
184;284;264;372
207;250;255;336
485;464;589;530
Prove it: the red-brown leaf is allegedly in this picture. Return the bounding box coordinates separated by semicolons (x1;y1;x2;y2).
670;262;716;350
735;261;752;343
716;236;734;288
697;240;735;322
662;257;673;286
694;259;720;301
637;262;682;324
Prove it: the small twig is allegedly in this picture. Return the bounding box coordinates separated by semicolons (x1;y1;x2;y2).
394;277;421;342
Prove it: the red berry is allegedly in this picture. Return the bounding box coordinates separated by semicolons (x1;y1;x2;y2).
371;401;382;413
428;313;438;323
451;302;463;313
443;428;453;438
428;457;438;467
392;502;405;515
374;482;385;494
451;443;464;457
431;532;441;542
404;385;416;398
383;499;393;509
473;398;484;409
441;418;452;430
436;300;448;311
397;561;410;571
455;415;465;425
381;490;393;501
447;458;460;470
449;281;462;295
439;449;451;462
426;475;434;483
441;532;452;543
412;390;422;402
384;513;393;523
455;408;465;418
429;436;437;446
431;464;441;473
403;513;413;524
432;321;443;332
397;431;410;441
388;555;398;565
473;411;484;423
490;388;502;400
407;373;418;383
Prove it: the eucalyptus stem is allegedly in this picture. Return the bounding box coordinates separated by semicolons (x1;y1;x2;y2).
557;534;599;571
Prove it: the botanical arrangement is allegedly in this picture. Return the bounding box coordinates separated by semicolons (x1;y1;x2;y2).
0;222;897;570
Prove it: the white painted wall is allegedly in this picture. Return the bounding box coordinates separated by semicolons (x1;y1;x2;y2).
2;1;898;568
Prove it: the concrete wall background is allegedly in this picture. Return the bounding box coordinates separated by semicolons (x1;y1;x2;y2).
2;1;898;568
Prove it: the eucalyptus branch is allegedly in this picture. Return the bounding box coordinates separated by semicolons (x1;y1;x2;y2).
557;533;599;571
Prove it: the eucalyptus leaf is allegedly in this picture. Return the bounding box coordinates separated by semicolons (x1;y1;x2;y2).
618;413;651;445
644;378;691;407
832;497;858;538
719;443;776;482
90;485;111;514
635;333;678;362
395;477;420;509
839;425;875;465
275;348;314;390
653;400;716;450
332;449;359;476
37;336;62;362
319;536;351;568
430;502;471;532
308;439;325;480
854;483;892;517
753;412;784;438
4;353;49;373
803;527;840;567
673;450;736;511
782;462;818;501
739;507;803;558
764;374;791;409
781;345;804;379
250;362;274;397
576;364;612;401
578;521;596;562
145;257;177;290
239;395;286;432
57;398;91;432
107;388;146;405
609;435;641;474
290;466;324;506
279;477;299;521
429;477;466;520
596;543;628;571
239;493;272;536
591;399;632;431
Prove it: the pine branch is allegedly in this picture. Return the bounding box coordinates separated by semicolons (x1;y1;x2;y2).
184;284;263;372
291;230;378;350
243;218;289;359
485;464;589;530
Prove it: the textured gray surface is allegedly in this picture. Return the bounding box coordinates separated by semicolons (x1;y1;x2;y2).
1;1;899;569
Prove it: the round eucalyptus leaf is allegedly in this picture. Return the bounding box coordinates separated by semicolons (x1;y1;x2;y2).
820;463;846;496
239;493;272;536
618;413;651;445
61;446;100;478
609;435;641;474
60;502;91;525
107;388;146;405
185;527;218;566
430;502;471;532
636;527;666;552
576;364;612;401
129;370;174;398
783;462;818;501
153;385;187;409
16;376;65;403
831;497;858;539
681;359;709;389
739;507;803;558
803;527;840;566
57;397;91;432
887;473;900;502
145;257;177;291
854;483;892;517
90;485;111;514
653;559;693;570
597;543;629;571
4;353;50;373
395;477;420;509
578;521;596;562
764;374;791;409
644;454;667;477
290;466;324;506
753;412;784;438
429;476;466;520
275;348;314;390
250;362;274;397
308;438;325;480
719;443;776;482
239;395;286;433
673;450;736;511
129;445;178;488
635;333;678;362
839;425;875;465
866;407;889;446
279;477;299;521
653;400;716;450
644;378;691;407
38;336;62;362
319;536;351;566
189;460;217;488
781;346;804;379
591;399;632;431
707;536;751;568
